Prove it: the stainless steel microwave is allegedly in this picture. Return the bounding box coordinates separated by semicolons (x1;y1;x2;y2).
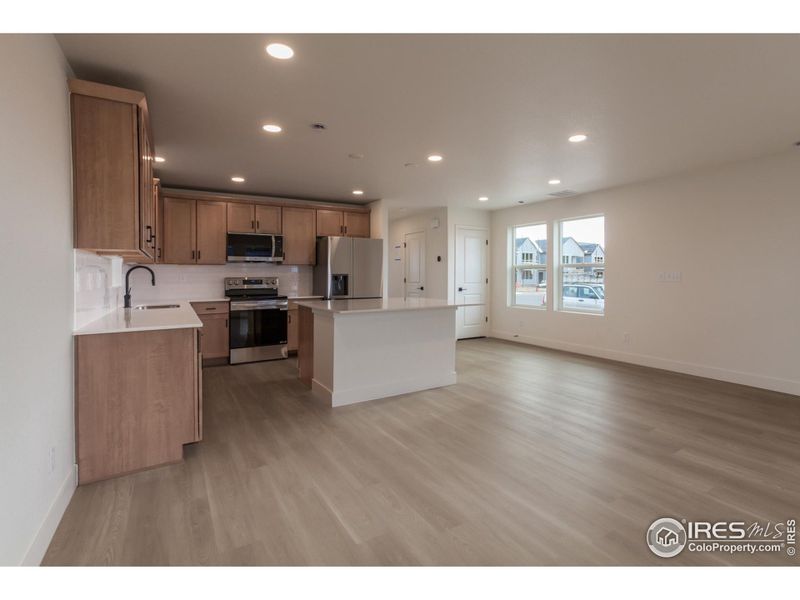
226;233;284;263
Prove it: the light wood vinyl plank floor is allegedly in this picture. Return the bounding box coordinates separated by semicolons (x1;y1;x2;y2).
43;338;800;565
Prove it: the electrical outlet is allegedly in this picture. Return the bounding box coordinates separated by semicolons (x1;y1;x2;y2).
49;446;56;474
657;271;682;283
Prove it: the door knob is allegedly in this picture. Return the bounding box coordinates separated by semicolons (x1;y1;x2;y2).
418;286;424;291
458;287;466;291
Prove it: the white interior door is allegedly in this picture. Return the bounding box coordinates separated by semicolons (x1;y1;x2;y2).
455;226;488;339
404;230;426;298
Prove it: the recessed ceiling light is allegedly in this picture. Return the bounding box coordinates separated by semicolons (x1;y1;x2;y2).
262;124;282;133
231;176;245;183
568;134;588;143
548;179;561;185
266;43;294;60
154;156;165;163
427;154;443;162
478;196;489;202
352;190;364;196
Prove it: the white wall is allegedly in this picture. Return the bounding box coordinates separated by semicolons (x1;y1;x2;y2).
0;35;76;565
388;208;448;300
490;150;800;395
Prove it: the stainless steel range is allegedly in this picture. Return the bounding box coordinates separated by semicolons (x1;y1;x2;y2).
225;277;288;364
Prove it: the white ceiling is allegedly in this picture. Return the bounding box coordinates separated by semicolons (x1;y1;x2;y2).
56;34;800;210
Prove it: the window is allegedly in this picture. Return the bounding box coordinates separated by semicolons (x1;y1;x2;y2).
558;216;605;314
512;223;547;308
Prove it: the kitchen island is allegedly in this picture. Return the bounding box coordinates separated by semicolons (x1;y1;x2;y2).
294;298;459;406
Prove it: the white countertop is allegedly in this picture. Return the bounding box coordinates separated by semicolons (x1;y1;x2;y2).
73;301;203;336
293;297;462;314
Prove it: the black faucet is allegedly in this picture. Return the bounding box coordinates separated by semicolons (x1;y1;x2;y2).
124;265;156;309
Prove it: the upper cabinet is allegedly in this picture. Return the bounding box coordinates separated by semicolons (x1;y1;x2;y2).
344;212;370;238
162;197;227;264
70;79;157;262
316;209;343;237
282;207;316;265
316;209;370;238
227;202;282;234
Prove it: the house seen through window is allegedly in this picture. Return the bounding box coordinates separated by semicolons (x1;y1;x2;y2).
512;223;547;307
558;215;605;314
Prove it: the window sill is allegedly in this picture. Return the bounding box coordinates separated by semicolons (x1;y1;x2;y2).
557;309;605;317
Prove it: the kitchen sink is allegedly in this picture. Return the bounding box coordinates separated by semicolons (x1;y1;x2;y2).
133;304;180;310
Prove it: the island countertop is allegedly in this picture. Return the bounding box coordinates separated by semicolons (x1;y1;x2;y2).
73;301;203;336
293;297;461;315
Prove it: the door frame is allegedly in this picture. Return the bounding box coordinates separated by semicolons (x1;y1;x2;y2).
453;225;490;338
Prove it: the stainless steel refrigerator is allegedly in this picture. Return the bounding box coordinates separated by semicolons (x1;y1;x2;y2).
313;236;383;299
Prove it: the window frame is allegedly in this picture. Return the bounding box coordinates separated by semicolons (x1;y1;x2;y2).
509;222;548;310
555;214;606;316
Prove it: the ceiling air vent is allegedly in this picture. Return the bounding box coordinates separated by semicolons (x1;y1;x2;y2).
548;189;577;198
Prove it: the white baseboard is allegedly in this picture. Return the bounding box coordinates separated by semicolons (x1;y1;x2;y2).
314;372;459;407
20;464;77;566
489;330;800;397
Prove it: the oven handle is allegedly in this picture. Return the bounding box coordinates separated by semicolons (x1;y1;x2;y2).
230;304;289;312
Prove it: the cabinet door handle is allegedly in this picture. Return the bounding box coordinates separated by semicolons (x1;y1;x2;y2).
225;318;228;328
191;250;195;260
145;225;153;243
344;225;348;234
256;220;260;230
197;250;201;260
287;313;291;324
157;248;161;259
251;220;255;230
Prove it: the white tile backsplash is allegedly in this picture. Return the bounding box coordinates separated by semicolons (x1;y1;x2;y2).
74;250;122;330
131;263;314;303
74;253;314;329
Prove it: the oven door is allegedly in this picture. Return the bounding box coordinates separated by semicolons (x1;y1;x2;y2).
229;307;288;363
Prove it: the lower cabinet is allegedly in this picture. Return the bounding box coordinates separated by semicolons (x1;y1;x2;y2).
192;301;230;365
287;307;299;352
75;327;201;484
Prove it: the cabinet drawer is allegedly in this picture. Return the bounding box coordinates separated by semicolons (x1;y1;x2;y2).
191;301;230;314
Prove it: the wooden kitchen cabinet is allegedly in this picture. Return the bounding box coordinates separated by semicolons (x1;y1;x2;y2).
316;209;370;238
153;178;163;262
70;79;157;262
75;327;200;484
227;202;281;234
282;207;317;265
191;302;230;365
316;209;344;237
256;205;282;234
196;200;227;264
162;197;226;264
162;197;196;264
344;211;370;237
287;308;299;352
227;202;256;233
